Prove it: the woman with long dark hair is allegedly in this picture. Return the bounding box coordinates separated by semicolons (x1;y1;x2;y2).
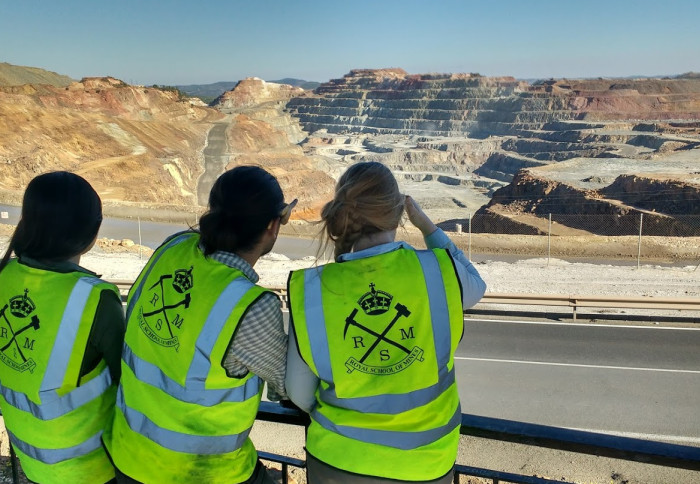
286;161;486;483
0;171;125;484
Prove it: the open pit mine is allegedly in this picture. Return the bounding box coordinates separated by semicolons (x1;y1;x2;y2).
282;69;700;235
1;64;700;236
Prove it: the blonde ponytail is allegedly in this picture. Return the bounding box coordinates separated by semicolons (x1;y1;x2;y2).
321;162;404;260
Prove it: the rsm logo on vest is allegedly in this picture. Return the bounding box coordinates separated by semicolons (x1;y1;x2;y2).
138;267;193;352
0;289;40;373
343;283;424;375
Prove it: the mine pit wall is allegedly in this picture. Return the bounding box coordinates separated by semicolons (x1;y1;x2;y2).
348;137;503;176
286;72;700;146
475;153;548;182
601;175;700;215
284;72;700;195
0;79;216;206
287;73;700;140
281;71;700;233
474;172;700;236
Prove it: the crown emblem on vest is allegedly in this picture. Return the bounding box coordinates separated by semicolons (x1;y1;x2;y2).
10;289;36;318
358;283;393;315
172;267;194;293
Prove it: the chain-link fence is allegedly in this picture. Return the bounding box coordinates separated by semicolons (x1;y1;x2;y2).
4;204;700;267
438;213;700;266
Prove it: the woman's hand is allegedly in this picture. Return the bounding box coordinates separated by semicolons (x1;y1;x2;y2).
405;195;437;236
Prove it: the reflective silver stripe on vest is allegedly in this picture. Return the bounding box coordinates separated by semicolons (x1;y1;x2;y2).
0;366;111;420
187;277;257;387
311;403;462;450
122;345;261;406
7;428;103;464
319;367;456;415
116;386;250;455
127;233;194;321
40;277;103;395
303;266;334;383
415;250;452;369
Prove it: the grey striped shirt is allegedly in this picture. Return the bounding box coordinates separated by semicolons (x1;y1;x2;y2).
209;250;288;399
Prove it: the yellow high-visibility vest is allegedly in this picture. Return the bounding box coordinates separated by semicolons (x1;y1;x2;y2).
0;260;120;484
289;247;464;480
104;233;268;483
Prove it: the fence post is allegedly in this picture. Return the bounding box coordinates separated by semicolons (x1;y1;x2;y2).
138;216;142;261
468;212;472;262
637;213;643;269
548;213;552;266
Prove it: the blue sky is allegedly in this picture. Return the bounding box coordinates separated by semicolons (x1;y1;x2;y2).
1;0;698;85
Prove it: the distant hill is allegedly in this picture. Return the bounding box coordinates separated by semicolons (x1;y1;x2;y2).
0;62;73;87
269;78;321;90
177;78;320;104
175;81;239;104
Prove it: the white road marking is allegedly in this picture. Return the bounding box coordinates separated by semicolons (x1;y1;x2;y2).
454;356;700;374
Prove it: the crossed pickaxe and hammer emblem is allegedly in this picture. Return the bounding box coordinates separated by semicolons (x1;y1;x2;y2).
0;298;40;372
143;273;192;340
344;303;414;366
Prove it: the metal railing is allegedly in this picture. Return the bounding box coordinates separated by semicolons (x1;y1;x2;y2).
111;280;700;321
255;402;700;484
4;402;699;484
479;292;700;321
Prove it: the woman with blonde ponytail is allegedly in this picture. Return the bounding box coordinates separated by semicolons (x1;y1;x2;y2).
287;161;486;483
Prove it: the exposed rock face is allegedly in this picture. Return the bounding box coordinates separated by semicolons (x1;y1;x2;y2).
473;170;700;236
600;175;700;214
537;78;700;120
216;81;334;219
288;70;527;136
0;77;222;206
212;78;305;109
288;70;700;137
281;69;700;230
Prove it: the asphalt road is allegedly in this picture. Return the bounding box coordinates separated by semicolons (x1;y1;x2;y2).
457;318;700;444
2;205;321;259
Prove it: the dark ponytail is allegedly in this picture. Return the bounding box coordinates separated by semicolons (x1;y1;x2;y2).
0;172;102;273
199;166;284;255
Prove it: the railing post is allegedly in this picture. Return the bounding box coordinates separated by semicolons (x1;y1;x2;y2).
468;212;472;262
637;213;643;269
548;213;552;265
10;445;19;484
